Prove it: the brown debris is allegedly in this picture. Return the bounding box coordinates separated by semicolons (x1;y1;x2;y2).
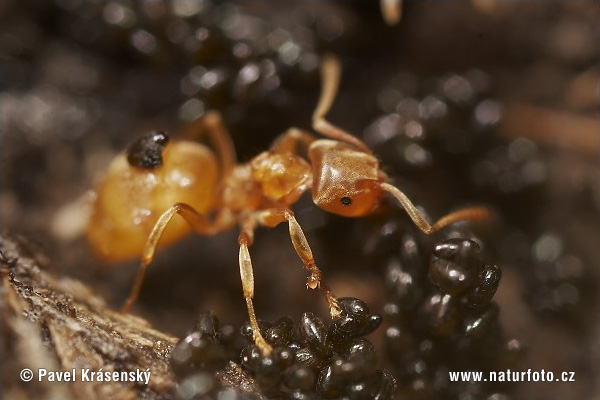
500;102;598;154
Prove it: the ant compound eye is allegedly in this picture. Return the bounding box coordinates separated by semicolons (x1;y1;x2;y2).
340;196;352;206
127;131;170;170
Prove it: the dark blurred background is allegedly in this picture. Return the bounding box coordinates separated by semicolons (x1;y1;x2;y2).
1;1;598;398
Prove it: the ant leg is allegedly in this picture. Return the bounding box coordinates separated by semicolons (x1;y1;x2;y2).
238;219;273;355
257;208;341;319
380;0;402;25
381;182;492;234
271;128;317;155
121;203;231;313
312;55;372;154
180;111;237;177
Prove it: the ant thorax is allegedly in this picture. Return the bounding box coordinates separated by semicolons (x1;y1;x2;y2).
249;151;312;206
220;164;263;212
219;151;311;213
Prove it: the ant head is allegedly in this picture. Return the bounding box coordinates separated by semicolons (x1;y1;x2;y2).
309;140;383;217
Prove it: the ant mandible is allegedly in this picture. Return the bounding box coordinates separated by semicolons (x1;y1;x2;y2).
86;55;490;355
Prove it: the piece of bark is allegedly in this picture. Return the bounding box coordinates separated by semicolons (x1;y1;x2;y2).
0;234;261;399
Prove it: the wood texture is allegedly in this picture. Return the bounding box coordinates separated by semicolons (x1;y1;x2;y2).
0;234;259;399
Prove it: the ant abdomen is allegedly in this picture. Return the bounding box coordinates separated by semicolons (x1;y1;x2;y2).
86;139;219;262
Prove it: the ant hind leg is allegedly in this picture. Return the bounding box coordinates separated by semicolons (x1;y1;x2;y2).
271;127;317;155
121;203;223;313
179;111;237;178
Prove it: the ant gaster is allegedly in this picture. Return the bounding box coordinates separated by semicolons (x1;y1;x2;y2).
87;56;490;355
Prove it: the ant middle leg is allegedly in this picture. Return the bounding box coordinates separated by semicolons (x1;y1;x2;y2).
271;127;317;155
121;203;232;313
179;110;237;177
237;217;273;356
256;208;341;319
380;182;493;234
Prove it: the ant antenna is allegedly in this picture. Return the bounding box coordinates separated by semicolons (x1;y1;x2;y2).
380;182;492;234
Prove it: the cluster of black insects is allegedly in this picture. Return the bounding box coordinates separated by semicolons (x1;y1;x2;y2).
169;227;526;399
355;70;538;398
362;64;547;221
171;298;395;399
33;0;356;150
381;229;521;398
361;62;592;321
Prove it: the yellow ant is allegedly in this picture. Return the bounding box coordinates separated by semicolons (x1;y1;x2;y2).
86;55;490;355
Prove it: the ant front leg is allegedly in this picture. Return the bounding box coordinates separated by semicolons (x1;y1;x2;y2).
380;182;493;234
257;208;341;319
237;217;273;356
121;203;233;313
